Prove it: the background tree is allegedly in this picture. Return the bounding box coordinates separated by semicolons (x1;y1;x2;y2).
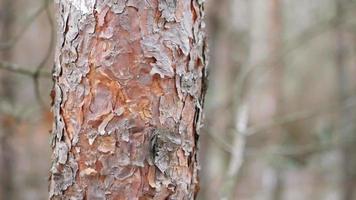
0;0;15;199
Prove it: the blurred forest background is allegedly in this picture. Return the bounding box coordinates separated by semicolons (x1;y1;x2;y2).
0;0;356;199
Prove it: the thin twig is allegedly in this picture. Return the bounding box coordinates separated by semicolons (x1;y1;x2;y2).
245;93;356;136
209;93;356;154
0;60;51;77
33;0;55;106
0;1;52;50
0;0;54;107
246;123;356;157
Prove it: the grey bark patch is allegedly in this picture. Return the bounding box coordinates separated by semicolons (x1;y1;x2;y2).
113;107;125;116
158;0;177;22
141;34;174;78
182;137;193;156
53;84;64;142
97;0;127;14
99;153;131;177
111;0;127;14
162;24;191;56
49;155;78;197
87;129;98;145
114;166;136;180
180;71;200;96
98;113;114;135
65;67;84;89
87;182;106;200
150;129;181;173
158;95;182;126
57;142;69;164
67;0;95;14
79;14;96;34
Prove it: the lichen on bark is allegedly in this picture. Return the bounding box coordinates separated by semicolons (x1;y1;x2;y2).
50;0;207;199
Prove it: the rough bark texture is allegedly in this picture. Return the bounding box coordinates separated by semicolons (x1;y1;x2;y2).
49;0;207;199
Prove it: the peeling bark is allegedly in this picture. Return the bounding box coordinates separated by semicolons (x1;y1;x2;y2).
49;0;207;199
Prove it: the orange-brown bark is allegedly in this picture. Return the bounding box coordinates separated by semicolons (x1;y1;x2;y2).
49;0;207;199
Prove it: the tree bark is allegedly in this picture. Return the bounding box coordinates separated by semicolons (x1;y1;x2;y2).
49;0;207;199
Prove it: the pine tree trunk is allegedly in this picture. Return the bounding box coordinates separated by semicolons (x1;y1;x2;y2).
49;0;207;199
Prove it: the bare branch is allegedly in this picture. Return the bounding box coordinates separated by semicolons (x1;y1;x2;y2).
33;0;55;106
0;0;53;50
245;93;356;136
0;60;51;77
246;123;356;158
208;93;356;154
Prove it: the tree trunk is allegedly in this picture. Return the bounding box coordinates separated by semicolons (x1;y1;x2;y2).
335;0;356;199
0;0;15;199
49;0;207;199
267;1;285;200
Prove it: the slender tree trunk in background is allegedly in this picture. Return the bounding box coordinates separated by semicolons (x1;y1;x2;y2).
269;0;283;102
49;0;207;199
335;0;356;199
0;0;15;199
201;0;239;199
267;0;285;200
